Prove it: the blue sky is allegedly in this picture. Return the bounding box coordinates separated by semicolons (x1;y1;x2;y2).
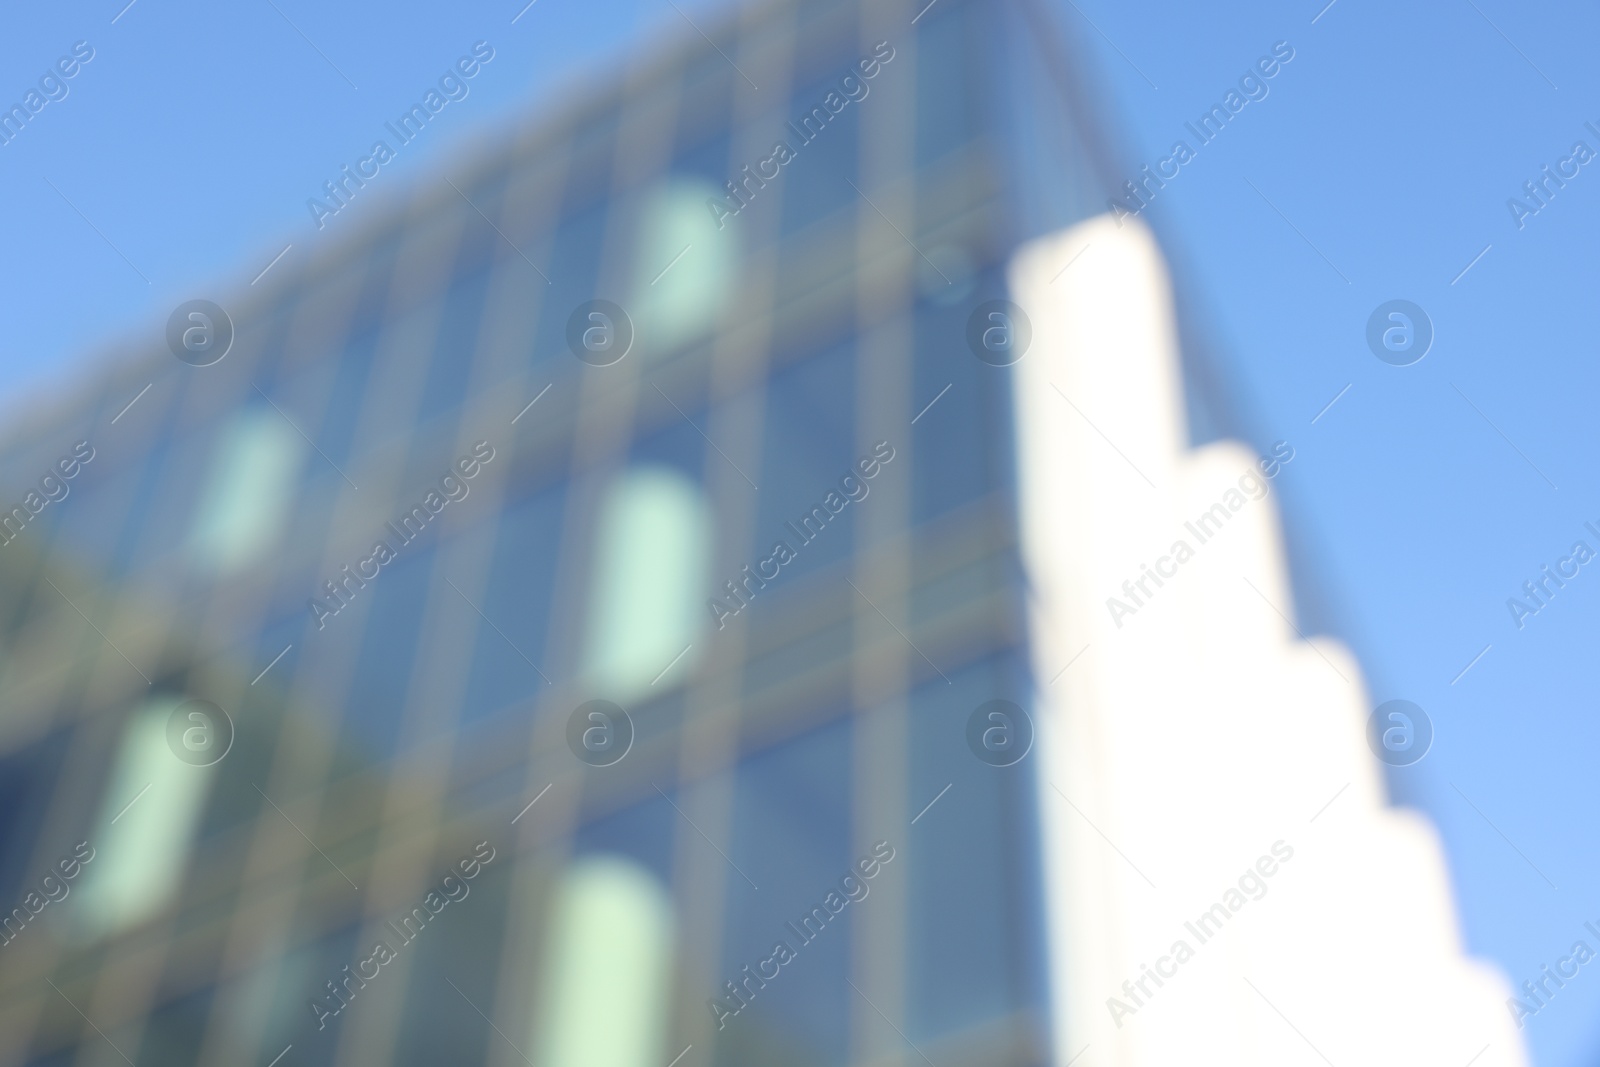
3;0;1598;1062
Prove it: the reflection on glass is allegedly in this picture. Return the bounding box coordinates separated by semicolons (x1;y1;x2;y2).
187;409;303;574
583;466;709;703
534;855;674;1067
632;180;734;357
77;698;215;937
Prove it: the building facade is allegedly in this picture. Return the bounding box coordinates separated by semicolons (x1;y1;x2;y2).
0;0;1099;1064
0;0;1527;1065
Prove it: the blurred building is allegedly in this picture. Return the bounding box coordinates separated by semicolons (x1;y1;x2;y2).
0;0;1529;1065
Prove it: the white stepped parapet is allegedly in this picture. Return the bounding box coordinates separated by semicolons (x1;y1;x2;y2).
1010;215;1527;1067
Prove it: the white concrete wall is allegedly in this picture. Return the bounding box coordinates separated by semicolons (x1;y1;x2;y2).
1011;215;1526;1067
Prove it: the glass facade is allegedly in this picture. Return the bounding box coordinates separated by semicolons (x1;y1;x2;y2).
0;0;1119;1064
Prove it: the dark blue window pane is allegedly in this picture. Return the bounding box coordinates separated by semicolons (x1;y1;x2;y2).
629;402;712;484
392;859;511;1067
714;715;854;1067
573;791;677;884
110;432;175;579
780;80;861;236
531;201;609;366
317;330;381;467
344;234;407;347
0;729;70;905
336;547;436;759
308;235;406;467
673;131;734;193
915;5;979;166
248;284;311;397
416;267;492;424
911;270;1014;525
277;923;367;1061
907;656;1040;1040
458;483;566;725
562;108;620;218
135;985;215;1066
676;59;734;151
748;340;857;588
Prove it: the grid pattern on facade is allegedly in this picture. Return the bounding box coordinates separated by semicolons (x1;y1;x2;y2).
0;0;1108;1064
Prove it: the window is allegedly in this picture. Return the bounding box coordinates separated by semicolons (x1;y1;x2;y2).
76;698;216;937
187;409;303;574
631;180;736;359
583;466;710;704
534;855;674;1067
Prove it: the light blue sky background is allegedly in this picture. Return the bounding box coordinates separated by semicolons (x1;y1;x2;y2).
3;0;1598;1062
